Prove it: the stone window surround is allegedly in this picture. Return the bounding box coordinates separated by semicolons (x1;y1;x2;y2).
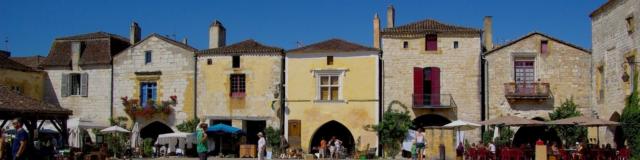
312;69;346;103
510;52;537;82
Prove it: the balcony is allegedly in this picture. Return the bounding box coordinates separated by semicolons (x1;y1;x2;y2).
412;94;456;109
504;82;550;100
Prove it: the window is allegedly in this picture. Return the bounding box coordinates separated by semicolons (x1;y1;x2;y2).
403;41;409;48
627;16;635;33
514;59;535;83
327;56;334;65
230;74;246;98
145;51;152;64
140;82;157;106
541;40;549;54
232;56;240;68
318;75;340;101
627;56;636;91
10;86;23;94
425;35;437;51
207;59;213;65
61;73;88;97
413;67;440;106
453;41;459;49
597;66;605;104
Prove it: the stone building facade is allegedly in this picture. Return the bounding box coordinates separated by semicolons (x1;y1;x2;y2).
284;39;380;153
484;32;591;145
41;32;130;126
0;53;46;101
590;0;640;147
379;6;482;158
196;21;284;148
113;32;197;136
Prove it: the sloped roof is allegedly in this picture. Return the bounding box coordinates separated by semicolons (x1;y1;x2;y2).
0;55;40;72
130;33;197;52
483;32;591;56
197;39;282;55
287;39;379;53
590;0;621;18
382;19;481;37
0;85;71;115
10;56;46;70
42;32;131;67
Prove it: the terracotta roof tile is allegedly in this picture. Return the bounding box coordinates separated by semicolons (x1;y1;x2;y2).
381;19;481;37
0;85;71;115
287;39;379;53
42;32;131;67
10;56;46;70
197;39;282;55
0;55;39;72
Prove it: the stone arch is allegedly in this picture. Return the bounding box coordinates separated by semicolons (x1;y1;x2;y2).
609;112;624;148
309;120;355;155
412;114;451;128
140;121;174;143
513;117;561;147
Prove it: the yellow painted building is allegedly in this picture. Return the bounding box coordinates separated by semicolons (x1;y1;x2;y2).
285;39;380;155
0;54;46;101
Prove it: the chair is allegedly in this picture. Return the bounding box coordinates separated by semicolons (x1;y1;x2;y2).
618;148;630;160
558;149;570;160
468;148;477;160
500;148;510;160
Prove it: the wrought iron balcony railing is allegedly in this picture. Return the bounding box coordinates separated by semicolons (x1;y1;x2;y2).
412;94;456;108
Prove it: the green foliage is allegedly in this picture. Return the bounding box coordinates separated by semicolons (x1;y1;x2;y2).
364;100;412;158
264;126;281;148
109;116;128;126
142;138;154;157
176;117;199;133
481;126;514;146
622;72;640;158
549;98;586;145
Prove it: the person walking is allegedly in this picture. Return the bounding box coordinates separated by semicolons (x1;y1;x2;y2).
328;136;336;158
257;132;266;160
319;138;327;159
12;118;28;160
197;123;209;160
415;128;426;160
334;138;342;158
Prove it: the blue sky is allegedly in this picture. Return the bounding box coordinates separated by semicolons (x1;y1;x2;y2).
0;0;604;57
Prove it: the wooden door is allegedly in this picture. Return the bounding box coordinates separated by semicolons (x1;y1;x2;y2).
288;119;301;148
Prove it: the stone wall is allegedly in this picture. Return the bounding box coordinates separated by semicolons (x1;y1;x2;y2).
196;54;282;129
591;0;640;146
382;33;482;143
44;65;112;126
0;69;45;101
485;33;591;120
113;36;195;130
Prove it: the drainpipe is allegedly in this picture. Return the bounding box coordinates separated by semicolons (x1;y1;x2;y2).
481;48;488;136
110;62;114;120
194;54;198;119
378;50;384;156
280;52;286;135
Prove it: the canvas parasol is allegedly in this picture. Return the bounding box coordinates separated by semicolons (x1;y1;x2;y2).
547;116;619;144
480;115;545;126
444;120;480;147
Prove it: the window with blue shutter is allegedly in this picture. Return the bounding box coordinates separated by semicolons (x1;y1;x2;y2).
140;82;157;107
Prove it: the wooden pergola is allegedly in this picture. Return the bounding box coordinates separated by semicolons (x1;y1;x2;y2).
0;85;72;146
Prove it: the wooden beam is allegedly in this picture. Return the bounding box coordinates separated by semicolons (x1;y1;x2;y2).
50;119;62;133
0;119;7;129
37;120;46;130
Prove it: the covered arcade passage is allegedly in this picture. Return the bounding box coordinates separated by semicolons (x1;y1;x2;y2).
512;117;561;147
140;121;174;142
309;121;355;154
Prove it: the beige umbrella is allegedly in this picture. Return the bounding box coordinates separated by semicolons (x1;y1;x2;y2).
480;115;545;126
547;116;619;144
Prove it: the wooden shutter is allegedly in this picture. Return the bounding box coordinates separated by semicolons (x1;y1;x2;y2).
431;67;441;105
80;73;88;97
413;67;424;105
426;35;438;51
61;74;69;97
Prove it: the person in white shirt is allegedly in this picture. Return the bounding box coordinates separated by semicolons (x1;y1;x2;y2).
488;141;496;155
257;132;266;160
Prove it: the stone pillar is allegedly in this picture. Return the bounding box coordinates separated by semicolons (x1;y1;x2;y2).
386;5;395;28
373;13;381;49
535;139;547;160
483;16;493;50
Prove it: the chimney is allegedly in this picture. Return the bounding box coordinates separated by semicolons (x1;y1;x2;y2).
483;16;494;50
182;37;188;45
373;13;381;49
386;5;395;28
71;42;81;71
130;21;141;44
209;20;226;49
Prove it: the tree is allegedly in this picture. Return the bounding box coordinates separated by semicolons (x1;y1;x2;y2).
622;72;640;158
264;126;281;153
481;125;514;146
548;98;586;146
176;117;200;132
364;100;412;158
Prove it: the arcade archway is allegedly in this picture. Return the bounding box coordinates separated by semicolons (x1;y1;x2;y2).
610;112;624;148
140;121;174;143
513;117;561;147
413;114;451;128
309;121;355;155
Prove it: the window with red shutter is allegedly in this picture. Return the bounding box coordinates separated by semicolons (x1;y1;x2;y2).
425;35;438;51
430;67;441;105
413;67;424;105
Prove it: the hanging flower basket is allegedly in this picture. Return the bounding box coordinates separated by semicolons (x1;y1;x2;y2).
122;95;177;119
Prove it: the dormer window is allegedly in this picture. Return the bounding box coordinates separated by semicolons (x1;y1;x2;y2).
425;35;437;51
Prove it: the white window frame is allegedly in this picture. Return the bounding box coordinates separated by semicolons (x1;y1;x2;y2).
70;73;82;96
313;70;345;102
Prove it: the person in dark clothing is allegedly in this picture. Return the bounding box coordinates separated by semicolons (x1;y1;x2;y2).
12;118;28;160
456;142;464;160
